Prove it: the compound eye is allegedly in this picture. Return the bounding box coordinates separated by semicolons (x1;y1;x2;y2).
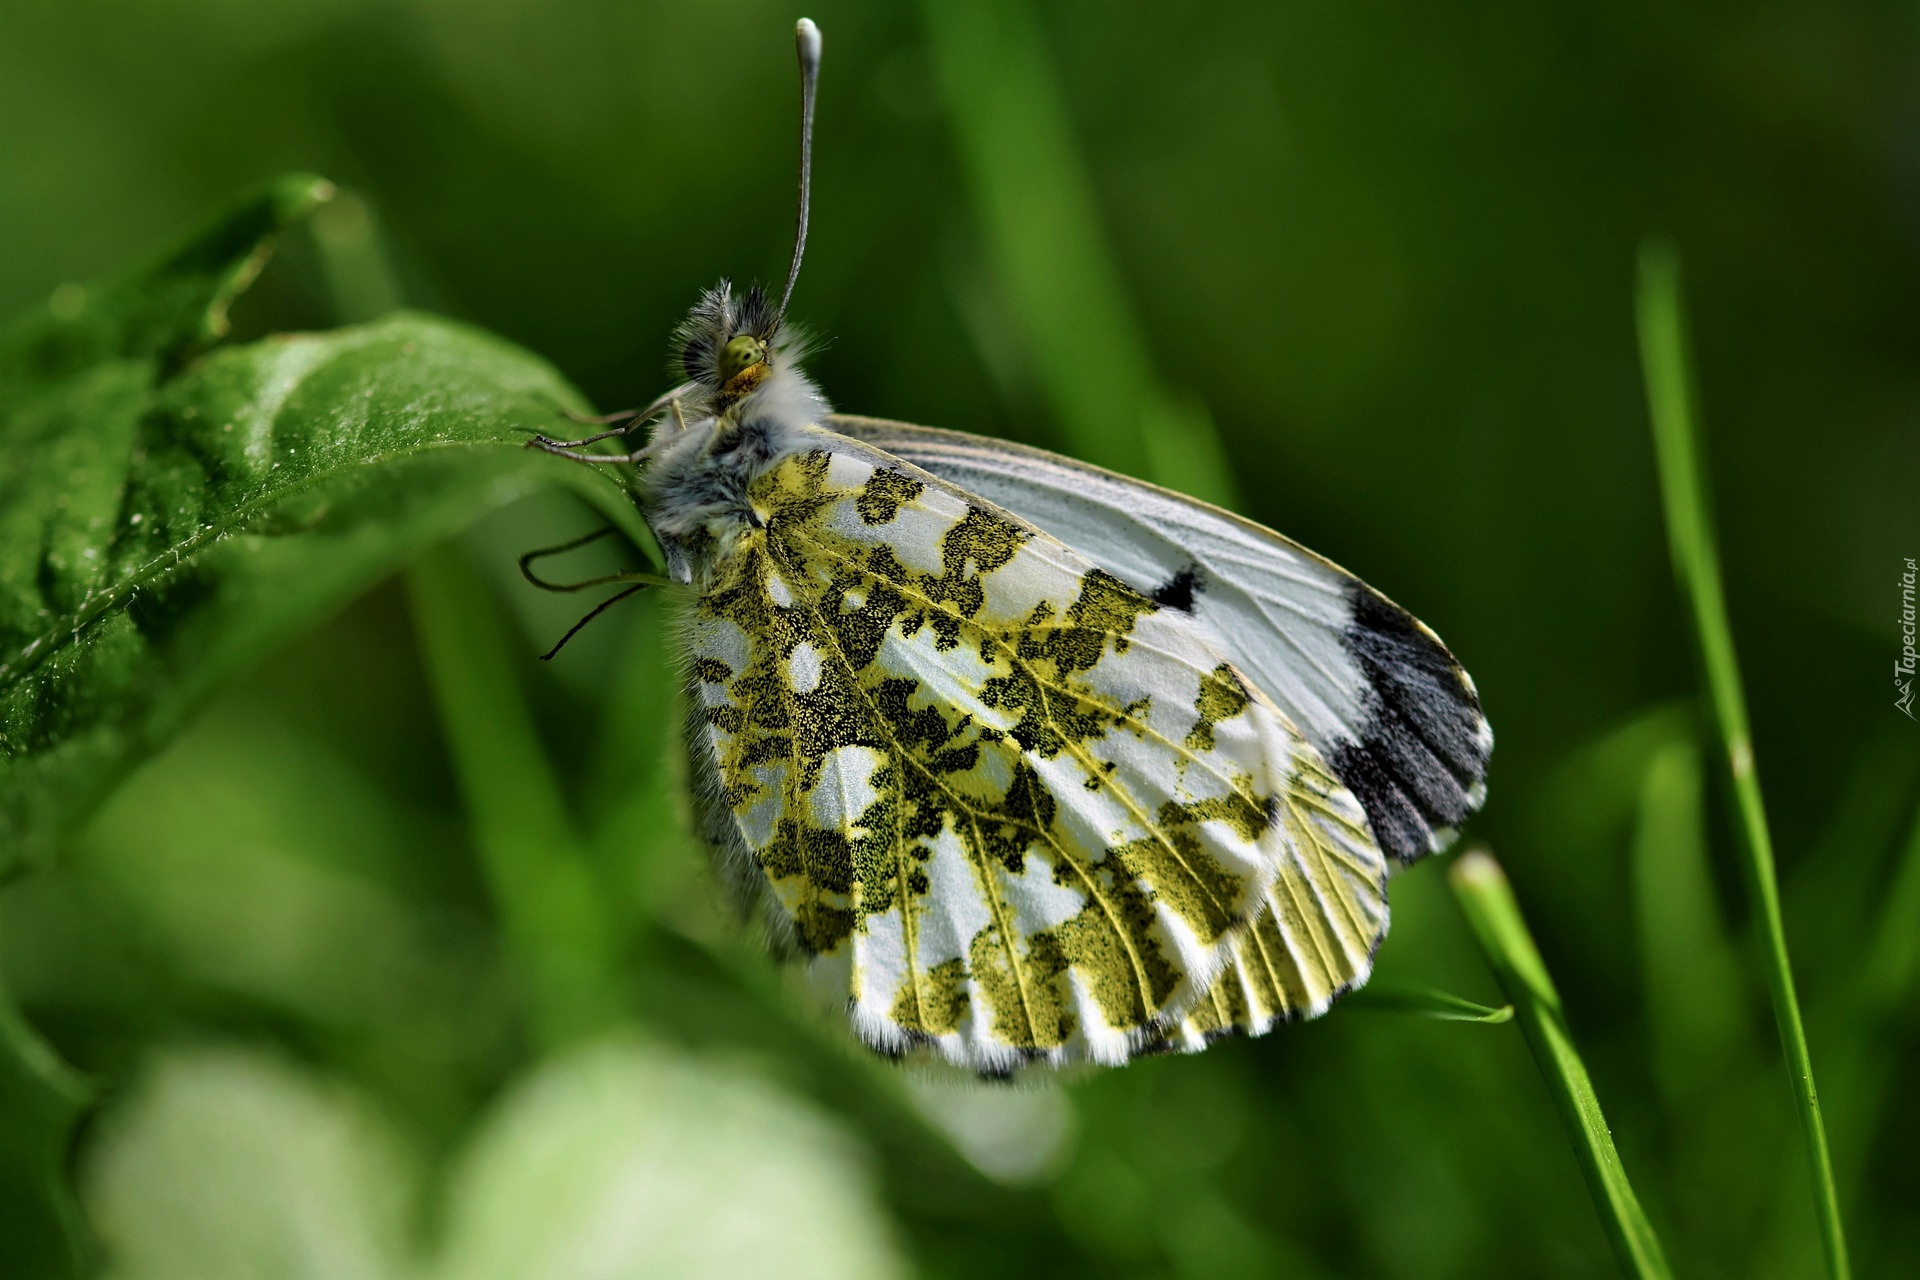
718;334;767;384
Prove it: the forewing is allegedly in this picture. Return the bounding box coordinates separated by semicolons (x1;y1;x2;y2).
683;433;1354;1070
826;416;1491;865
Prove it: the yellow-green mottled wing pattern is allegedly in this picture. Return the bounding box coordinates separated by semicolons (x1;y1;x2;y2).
684;434;1388;1070
1165;746;1389;1049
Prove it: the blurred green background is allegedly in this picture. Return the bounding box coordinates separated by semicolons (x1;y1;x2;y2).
1;1;1915;1276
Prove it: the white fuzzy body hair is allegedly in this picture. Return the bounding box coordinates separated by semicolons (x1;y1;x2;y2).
637;358;829;586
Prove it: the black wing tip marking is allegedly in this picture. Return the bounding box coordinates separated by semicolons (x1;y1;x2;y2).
1150;566;1202;613
1335;585;1492;865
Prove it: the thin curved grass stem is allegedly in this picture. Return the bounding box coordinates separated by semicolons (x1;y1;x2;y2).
407;543;622;1048
1450;851;1673;1280
1636;241;1850;1280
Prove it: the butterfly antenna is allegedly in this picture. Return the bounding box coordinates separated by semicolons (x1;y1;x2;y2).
772;17;822;335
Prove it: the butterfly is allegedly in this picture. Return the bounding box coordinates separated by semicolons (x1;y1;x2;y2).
529;18;1489;1074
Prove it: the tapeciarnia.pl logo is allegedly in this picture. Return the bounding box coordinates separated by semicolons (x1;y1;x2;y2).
1899;557;1917;719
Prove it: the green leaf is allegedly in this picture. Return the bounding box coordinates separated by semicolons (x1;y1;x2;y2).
81;1045;416;1280
79;1037;910;1280
0;173;332;392
430;1037;909;1280
0;179;642;875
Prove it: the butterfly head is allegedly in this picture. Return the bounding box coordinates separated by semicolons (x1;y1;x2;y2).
647;272;826;574
719;334;770;389
673;280;783;409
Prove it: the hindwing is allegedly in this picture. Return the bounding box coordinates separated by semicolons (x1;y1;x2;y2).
1164;745;1389;1050
681;434;1379;1069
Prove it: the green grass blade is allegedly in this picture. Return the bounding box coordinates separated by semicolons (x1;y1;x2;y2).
1450;851;1673;1280
408;542;620;1050
1858;795;1920;1026
1823;793;1920;1206
917;0;1238;507
1345;981;1513;1023
1636;242;1850;1280
0;946;95;1278
1631;737;1745;1108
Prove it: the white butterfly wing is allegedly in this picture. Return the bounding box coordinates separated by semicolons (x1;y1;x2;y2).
680;429;1388;1070
825;416;1491;866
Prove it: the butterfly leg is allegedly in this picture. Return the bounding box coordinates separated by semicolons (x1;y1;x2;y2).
518;525;671;593
538;582;653;660
561;407;644;428
527;439;648;464
533;381;698;452
517;525;673;659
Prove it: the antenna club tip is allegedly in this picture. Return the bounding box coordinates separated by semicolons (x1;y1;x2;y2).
796;17;821;64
